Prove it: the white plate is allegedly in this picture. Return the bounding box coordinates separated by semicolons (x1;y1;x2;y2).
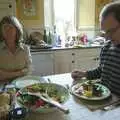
12;75;45;89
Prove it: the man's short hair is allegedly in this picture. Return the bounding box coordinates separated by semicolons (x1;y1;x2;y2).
100;2;120;22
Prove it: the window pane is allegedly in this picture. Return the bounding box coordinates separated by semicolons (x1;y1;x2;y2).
54;0;75;45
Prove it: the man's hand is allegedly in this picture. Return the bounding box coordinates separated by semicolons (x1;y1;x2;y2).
71;70;86;80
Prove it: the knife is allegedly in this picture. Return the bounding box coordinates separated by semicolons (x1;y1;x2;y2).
102;100;120;111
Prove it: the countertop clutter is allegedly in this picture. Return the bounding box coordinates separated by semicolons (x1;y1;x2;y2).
26;27;103;52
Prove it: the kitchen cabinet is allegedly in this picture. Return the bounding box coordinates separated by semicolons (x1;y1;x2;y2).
54;48;100;74
31;47;100;76
54;50;76;74
0;0;16;20
74;48;100;71
31;51;54;76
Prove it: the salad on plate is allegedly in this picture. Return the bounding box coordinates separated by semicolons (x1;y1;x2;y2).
71;80;111;100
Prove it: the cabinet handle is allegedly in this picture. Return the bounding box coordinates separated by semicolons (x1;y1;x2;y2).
8;4;12;8
72;53;75;55
72;61;75;63
93;57;99;61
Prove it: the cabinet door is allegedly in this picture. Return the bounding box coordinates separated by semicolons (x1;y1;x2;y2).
31;52;54;76
74;48;100;71
54;50;75;74
0;0;16;20
75;56;99;71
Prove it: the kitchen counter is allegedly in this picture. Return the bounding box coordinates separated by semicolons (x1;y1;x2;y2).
23;73;120;120
30;44;102;52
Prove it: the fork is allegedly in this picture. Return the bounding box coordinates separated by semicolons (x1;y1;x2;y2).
27;91;70;114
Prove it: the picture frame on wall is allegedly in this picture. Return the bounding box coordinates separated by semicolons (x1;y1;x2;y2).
18;0;39;20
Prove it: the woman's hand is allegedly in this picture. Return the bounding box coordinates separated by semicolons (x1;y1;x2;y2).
71;70;86;80
0;68;29;82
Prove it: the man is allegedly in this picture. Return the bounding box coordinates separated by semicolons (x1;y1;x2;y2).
71;2;120;95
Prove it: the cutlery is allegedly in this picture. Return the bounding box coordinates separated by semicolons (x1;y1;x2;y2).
65;84;72;94
102;100;120;111
27;91;70;114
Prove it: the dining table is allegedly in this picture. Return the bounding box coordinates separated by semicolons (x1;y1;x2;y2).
18;73;120;120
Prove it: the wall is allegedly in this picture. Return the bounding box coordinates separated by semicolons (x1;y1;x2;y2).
78;0;95;28
76;0;95;40
15;0;112;38
77;0;112;39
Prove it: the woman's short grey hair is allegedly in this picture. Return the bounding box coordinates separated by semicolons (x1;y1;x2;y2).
0;16;24;46
99;1;120;23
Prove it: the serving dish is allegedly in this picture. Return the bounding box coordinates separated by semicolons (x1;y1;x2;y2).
16;83;69;113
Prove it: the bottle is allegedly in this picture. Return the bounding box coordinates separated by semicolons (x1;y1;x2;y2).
80;34;88;45
57;35;61;46
47;31;52;45
53;25;58;47
43;29;47;44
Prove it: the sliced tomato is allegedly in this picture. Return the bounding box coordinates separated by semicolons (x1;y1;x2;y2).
16;92;21;97
35;99;45;108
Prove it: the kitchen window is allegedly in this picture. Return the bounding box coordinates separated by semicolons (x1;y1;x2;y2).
54;0;75;42
44;0;79;46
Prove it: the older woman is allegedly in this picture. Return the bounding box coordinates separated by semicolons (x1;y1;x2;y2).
0;16;32;83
